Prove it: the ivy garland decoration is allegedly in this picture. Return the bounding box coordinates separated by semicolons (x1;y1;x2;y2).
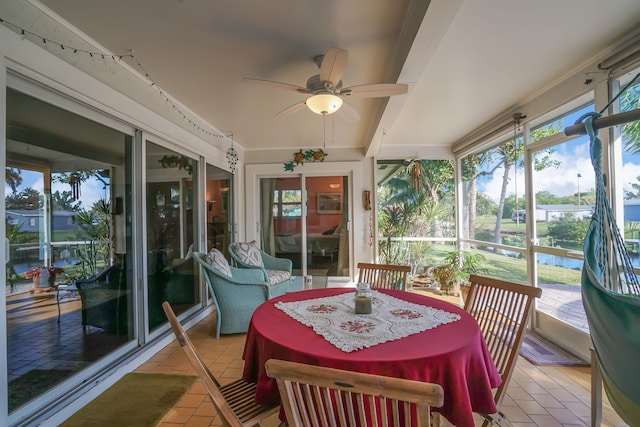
284;149;328;172
159;155;193;174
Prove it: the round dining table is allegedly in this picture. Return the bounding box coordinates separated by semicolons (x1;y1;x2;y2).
242;288;501;427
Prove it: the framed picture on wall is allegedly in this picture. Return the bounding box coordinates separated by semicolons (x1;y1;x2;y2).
317;193;343;214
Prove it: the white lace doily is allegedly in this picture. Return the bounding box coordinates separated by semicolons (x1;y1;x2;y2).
275;291;461;352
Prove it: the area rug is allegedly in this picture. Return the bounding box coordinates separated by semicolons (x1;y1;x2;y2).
8;369;75;412
61;373;197;427
519;333;589;366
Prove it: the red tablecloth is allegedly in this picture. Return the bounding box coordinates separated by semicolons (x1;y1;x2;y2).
242;288;501;427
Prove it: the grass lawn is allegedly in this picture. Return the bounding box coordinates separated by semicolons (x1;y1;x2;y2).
425;243;581;285
474;215;551;237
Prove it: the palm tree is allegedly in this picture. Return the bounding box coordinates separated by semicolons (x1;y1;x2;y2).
621;82;640;154
5;167;22;193
73;198;111;278
378;160;454;269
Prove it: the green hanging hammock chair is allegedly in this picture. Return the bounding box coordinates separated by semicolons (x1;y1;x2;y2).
581;109;640;426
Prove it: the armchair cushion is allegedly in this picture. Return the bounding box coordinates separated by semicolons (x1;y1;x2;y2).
228;243;292;298
266;269;290;286
230;241;264;268
206;248;232;277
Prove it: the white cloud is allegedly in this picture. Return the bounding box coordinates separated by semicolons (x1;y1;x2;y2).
477;141;595;202
622;161;640;194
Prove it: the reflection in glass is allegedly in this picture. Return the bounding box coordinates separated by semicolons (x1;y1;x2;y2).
206;164;233;260
146;143;199;331
5;88;133;412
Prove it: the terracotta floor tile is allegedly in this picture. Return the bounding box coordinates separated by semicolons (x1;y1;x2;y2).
11;287;625;427
163;407;197;424
515;399;548;415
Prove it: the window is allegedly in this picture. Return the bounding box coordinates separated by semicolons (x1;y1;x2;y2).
273;190;302;217
617;67;640;267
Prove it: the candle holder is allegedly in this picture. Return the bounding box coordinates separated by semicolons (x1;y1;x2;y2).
354;283;372;314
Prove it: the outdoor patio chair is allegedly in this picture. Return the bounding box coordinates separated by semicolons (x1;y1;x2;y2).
162;302;279;426
265;358;444;427
74;263;128;335
461;274;542;427
357;262;411;291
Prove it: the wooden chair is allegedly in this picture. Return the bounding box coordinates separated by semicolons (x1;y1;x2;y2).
162;302;279;426
357;262;411;291
463;275;542;426
265;359;444;427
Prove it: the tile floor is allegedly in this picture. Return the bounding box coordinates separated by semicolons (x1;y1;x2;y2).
5;284;628;426
138;294;628;427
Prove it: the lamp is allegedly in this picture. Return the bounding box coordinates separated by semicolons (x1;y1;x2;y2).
306;93;343;115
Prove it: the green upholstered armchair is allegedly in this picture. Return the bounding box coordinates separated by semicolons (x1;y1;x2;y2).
228;241;292;297
193;250;277;338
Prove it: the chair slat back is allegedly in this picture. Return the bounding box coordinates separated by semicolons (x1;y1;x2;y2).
464;275;542;412
162;302;278;427
266;359;443;427
357;262;411;291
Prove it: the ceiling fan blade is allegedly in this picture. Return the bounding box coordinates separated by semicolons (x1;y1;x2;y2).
243;78;309;93
274;100;308;118
336;102;360;122
320;47;348;88
341;83;408;98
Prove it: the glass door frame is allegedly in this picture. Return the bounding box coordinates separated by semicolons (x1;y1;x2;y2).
4;72;140;424
245;161;363;286
523;121;596;361
140;132;203;340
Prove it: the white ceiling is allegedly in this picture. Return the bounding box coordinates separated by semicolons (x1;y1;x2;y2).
24;0;640;159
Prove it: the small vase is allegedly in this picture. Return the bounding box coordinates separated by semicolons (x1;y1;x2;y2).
32;276;41;287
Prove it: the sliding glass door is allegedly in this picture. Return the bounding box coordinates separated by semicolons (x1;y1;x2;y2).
5;87;134;413
145;142;199;331
305;176;349;284
260;175;350;286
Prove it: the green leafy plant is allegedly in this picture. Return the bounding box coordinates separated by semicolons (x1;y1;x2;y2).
72;198;111;279
431;249;487;295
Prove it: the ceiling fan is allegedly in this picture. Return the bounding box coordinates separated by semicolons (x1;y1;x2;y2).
244;47;408;121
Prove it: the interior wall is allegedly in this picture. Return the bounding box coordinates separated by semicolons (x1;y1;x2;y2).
273;176;343;235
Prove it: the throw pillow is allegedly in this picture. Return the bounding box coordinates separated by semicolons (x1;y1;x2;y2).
231;241;264;267
205;248;232;277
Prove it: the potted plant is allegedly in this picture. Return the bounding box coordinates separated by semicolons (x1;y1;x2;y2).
25;266;66;287
25;267;43;287
431;249;486;298
47;266;65;286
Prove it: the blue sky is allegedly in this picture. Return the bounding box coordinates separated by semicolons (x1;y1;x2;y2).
477;105;640;203
5;170;108;210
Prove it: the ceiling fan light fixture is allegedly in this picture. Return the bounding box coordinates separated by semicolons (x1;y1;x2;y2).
306;93;343;115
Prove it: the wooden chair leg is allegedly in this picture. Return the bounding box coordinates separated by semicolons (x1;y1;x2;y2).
431;412;440;427
591;348;602;427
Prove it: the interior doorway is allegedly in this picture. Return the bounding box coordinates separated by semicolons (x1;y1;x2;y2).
260;175;350;286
